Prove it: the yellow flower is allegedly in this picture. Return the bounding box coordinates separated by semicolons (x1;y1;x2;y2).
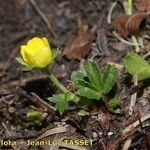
20;37;52;68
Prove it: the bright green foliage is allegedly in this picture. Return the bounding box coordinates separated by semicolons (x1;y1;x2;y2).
22;107;48;128
102;65;118;94
107;97;120;112
124;52;150;81
84;61;102;90
72;60;118;100
47;92;77;114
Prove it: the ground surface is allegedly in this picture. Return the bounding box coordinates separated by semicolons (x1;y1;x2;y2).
0;0;150;150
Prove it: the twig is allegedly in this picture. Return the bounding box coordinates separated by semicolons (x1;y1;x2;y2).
29;0;57;38
107;62;124;70
16;89;56;114
107;1;117;24
112;31;142;46
122;138;132;150
36;125;69;140
129;76;138;116
123;113;150;135
131;36;140;52
31;92;56;113
143;51;150;58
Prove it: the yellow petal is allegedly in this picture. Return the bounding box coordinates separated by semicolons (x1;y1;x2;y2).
42;37;50;47
33;47;52;68
20;45;29;63
27;37;45;54
21;45;35;65
20;37;52;68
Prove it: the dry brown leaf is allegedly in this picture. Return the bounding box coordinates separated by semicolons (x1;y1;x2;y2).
125;12;147;34
113;12;147;37
135;0;150;12
37;125;69;140
113;15;130;37
63;32;95;59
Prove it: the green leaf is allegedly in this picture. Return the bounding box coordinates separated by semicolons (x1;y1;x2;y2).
56;98;68;114
71;72;84;85
76;79;97;90
51;47;59;61
16;57;34;71
102;65;118;94
47;92;76;114
75;86;102;100
107;97;120;112
124;52;150;81
26;110;42;120
16;57;29;66
84;61;102;90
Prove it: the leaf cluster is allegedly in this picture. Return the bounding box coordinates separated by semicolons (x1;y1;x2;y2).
72;61;118;100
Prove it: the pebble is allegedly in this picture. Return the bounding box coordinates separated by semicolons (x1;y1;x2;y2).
93;132;98;138
107;131;113;137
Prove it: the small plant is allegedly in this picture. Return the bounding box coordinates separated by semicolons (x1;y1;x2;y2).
17;37;119;114
71;60;118;100
107;97;120;112
124;52;150;81
22;106;48;128
47;92;78;114
17;37;76;115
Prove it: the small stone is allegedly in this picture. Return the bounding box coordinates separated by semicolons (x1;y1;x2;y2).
107;131;113;137
93;132;98;138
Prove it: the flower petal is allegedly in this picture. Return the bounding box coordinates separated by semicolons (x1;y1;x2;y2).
33;47;52;68
27;37;45;54
20;45;29;63
42;37;50;47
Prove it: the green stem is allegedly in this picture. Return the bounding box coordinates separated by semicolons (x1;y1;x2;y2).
48;74;69;93
127;0;132;15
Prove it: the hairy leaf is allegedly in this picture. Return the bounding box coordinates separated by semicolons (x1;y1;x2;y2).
84;61;102;90
102;65;118;94
76;86;102;100
124;52;150;80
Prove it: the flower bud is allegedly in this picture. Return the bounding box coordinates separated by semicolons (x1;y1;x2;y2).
20;37;52;68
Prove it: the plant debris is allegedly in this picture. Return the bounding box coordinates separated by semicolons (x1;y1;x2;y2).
135;0;150;12
63;32;95;59
113;12;147;37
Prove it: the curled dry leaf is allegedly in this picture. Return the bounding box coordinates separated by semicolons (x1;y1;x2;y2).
135;0;150;12
113;12;147;37
63;32;95;59
113;15;130;37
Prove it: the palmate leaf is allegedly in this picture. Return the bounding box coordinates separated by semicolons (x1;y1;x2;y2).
75;86;102;100
47;94;68;114
72;61;118;100
102;65;118;94
47;92;76;114
124;52;150;81
76;79;98;90
84;60;102;91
